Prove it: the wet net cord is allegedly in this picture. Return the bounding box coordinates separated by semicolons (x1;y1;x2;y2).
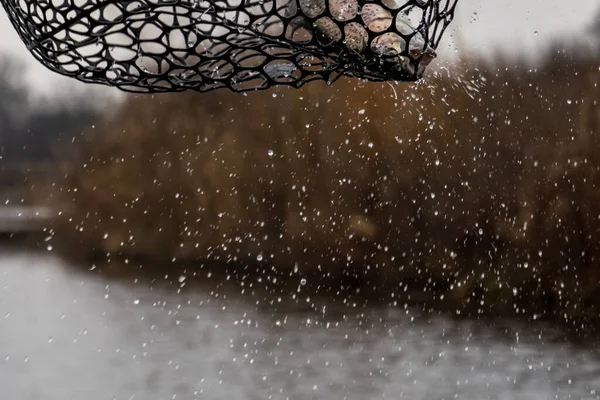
0;0;458;93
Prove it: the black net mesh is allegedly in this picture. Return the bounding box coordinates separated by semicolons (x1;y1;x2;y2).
1;0;458;92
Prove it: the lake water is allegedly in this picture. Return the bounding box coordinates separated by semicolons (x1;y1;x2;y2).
1;248;599;400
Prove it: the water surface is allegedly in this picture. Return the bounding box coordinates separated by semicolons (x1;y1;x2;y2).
1;249;599;400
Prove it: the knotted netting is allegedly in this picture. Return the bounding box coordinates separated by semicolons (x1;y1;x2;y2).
1;0;458;92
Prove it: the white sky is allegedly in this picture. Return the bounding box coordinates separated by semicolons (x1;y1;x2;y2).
0;0;598;95
450;0;599;57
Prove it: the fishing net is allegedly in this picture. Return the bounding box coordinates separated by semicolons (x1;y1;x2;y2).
1;0;458;92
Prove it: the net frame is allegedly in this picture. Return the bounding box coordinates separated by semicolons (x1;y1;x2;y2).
1;0;458;93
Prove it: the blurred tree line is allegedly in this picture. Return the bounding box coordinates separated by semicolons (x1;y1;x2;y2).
0;55;100;201
46;43;600;324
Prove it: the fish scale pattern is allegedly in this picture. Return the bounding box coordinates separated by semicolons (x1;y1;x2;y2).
0;0;458;92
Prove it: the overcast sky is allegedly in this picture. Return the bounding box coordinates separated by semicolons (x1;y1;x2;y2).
0;0;598;94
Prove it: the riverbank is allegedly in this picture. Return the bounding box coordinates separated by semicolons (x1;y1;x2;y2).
43;247;599;341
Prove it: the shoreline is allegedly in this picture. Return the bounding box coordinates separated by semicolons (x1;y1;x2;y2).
39;239;600;343
2;236;599;343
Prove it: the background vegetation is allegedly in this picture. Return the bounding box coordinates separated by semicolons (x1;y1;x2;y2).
3;46;600;323
0;55;101;204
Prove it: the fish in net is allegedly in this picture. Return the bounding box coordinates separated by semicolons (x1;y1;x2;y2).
0;0;458;92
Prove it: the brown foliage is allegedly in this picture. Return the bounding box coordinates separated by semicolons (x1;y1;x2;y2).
49;51;600;317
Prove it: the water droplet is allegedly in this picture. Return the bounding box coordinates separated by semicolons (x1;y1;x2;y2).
300;278;307;286
133;299;140;305
178;275;186;283
257;254;263;261
358;109;366;115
